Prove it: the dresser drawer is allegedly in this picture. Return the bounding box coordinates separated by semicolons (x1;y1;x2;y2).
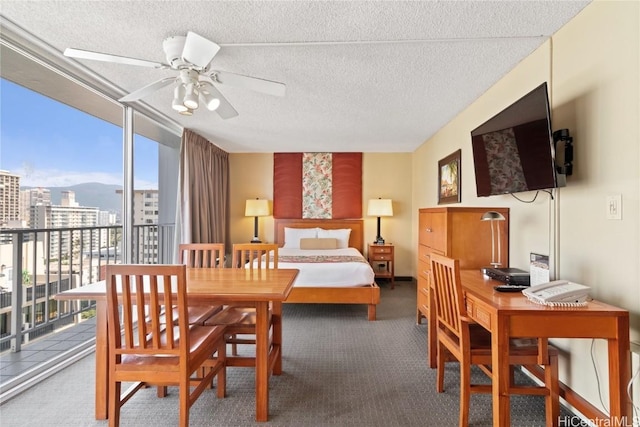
418;260;430;280
417;276;429;314
418;244;429;260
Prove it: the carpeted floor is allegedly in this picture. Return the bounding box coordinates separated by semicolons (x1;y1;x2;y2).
0;282;574;426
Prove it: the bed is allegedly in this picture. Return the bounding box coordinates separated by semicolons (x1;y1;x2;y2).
274;218;380;320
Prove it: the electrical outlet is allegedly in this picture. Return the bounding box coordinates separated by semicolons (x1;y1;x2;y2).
606;194;622;220
631;340;640;355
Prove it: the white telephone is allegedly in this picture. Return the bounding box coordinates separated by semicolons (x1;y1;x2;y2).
522;280;591;307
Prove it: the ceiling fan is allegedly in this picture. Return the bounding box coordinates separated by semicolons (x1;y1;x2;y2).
64;31;286;119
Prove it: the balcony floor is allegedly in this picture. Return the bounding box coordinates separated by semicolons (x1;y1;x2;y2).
0;317;96;399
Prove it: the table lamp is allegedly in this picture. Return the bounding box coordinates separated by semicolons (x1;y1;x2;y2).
367;198;393;244
481;211;506;268
245;198;270;243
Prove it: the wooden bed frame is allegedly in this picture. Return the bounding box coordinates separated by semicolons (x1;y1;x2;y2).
274;218;380;320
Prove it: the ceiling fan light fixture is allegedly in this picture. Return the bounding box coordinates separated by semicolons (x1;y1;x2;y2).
172;84;187;112
200;89;220;111
183;83;199;110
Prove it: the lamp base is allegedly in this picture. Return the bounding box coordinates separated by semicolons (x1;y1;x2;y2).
250;237;262;244
373;236;385;245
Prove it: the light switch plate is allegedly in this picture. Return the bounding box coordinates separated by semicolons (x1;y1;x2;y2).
606;195;622;220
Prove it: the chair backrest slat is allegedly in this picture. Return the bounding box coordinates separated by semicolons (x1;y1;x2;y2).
179;243;226;268
232;244;278;269
431;254;465;340
106;264;188;357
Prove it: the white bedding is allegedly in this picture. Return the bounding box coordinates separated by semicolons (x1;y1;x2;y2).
255;248;375;288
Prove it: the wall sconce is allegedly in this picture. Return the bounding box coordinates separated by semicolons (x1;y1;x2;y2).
245;198;270;243
481;211;506;268
367;198;393;244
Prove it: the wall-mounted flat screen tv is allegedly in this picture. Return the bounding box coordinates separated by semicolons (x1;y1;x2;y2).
471;82;566;197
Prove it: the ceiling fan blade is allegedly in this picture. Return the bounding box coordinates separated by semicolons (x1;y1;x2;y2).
200;80;238;119
181;32;221;69
118;77;177;102
213;70;286;97
64;48;167;69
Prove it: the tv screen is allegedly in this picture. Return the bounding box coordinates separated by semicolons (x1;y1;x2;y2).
471;82;564;197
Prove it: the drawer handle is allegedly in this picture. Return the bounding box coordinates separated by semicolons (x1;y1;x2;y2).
426;228;432;232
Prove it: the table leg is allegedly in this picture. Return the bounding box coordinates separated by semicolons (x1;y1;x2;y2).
608;316;631;425
272;301;283;375
255;301;269;422
492;315;511;427
94;300;108;420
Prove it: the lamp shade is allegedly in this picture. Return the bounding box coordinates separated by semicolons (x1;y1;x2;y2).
367;199;393;217
481;211;506;221
245;199;270;217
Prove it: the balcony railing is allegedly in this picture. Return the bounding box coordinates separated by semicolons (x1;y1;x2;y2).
0;223;175;352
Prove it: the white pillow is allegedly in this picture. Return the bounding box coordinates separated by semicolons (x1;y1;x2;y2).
283;227;319;249
317;228;351;249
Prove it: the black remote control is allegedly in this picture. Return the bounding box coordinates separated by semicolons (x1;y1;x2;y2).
494;285;529;292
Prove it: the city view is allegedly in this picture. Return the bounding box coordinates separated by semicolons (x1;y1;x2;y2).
0;78;162;351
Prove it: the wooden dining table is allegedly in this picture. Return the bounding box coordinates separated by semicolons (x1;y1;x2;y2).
55;267;299;422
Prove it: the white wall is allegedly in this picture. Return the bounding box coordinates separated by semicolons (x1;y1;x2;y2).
412;0;639;417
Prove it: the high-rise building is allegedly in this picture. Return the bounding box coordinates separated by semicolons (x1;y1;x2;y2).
60;190;79;207
116;189;159;261
48;196;100;259
0;170;21;228
115;189;159;224
20;187;51;227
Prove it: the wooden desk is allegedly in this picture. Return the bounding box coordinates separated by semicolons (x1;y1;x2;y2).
55;267;299;423
424;270;631;427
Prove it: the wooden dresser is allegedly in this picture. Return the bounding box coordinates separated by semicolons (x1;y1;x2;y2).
416;207;510;325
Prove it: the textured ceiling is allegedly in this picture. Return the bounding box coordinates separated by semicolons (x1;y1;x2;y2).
0;1;590;153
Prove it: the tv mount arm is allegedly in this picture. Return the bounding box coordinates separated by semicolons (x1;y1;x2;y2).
553;129;573;176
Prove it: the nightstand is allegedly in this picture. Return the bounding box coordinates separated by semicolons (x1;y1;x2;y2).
368;243;395;289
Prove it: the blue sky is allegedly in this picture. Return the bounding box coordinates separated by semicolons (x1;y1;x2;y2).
0;78;158;188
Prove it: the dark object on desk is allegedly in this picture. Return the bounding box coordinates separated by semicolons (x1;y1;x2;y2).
494;285;530;292
485;267;530;285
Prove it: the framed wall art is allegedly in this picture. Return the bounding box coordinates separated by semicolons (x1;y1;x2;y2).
438;149;461;204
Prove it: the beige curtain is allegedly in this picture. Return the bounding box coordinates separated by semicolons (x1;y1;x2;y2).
177;129;230;249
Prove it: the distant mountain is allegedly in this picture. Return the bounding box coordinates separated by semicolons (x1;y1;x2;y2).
22;183;123;213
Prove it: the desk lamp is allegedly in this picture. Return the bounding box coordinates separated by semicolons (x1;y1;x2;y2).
481;211;505;268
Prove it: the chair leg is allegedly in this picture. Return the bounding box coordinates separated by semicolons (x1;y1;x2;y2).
459;359;471;427
217;340;226;398
436;343;445;393
179;377;189;427
108;381;121;427
157;386;168;397
230;333;238;356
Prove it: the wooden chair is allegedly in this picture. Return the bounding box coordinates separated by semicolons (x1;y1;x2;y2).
178;243;226;324
205;243;278;361
105;264;226;427
430;253;559;427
